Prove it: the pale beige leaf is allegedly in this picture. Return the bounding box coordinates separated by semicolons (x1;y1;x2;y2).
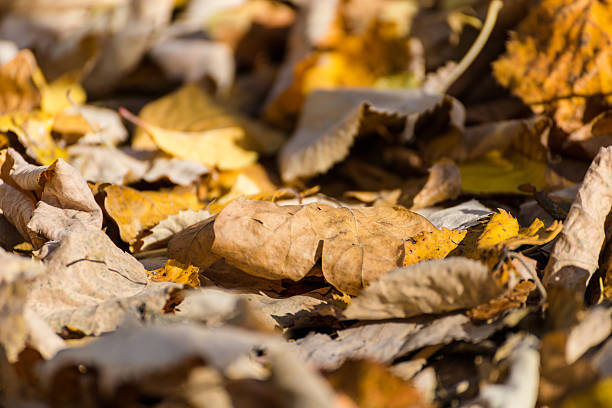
67;144;148;185
410;158;461;209
414;199;491;230
544;146;612;290
143;157;209;186
26;229;177;334
344;258;504;320
278;88;465;182
210;198;435;295
168;215;220;271
0;182;40;246
140;209;212;251
566;306;612;364
63;104;128;145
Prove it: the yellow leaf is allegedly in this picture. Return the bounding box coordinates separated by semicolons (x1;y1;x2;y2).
493;0;612;132
148;259;200;287
561;378;612;408
477;209;520;249
0;111;66;165
130;84;284;154
40;76;86;115
103;184;204;246
403;228;467;266
458;150;548;194
121;107;258;170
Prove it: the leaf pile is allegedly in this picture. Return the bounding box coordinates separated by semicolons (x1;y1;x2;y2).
1;1;612;408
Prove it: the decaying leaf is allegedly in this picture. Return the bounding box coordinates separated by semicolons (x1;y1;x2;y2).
208;198;435;295
278;88;465;182
410;158;461;209
103;184;204;246
467;280;537;321
344;258;504;320
493;0;612;132
544;146;612;290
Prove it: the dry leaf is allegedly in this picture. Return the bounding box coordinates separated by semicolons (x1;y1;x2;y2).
67;145;148;185
467;280;537;321
410;158;461;209
0;148;102;246
59;105;128;146
139;209;212;251
279;88;465;182
403;228;467;266
562;111;612;160
325;360;429;408
493;0;612;132
414;199;492;230
210;198;435;295
544;146;612;290
565;305;612;364
0;249;64;362
130;84;284;155
0;49;42;114
148;259;200;287
143;157;209;186
103;184;204;246
27;229;179;335
344;258;504;320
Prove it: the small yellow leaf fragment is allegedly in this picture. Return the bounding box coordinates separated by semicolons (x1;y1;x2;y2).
148;259;200;287
403;228;467;266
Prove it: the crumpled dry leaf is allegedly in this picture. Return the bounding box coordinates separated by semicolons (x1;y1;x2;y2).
344;258;504;320
561;111;612;160
0;249;64;362
103;184;204;246
493;0;612;132
139;208;212;251
467;280;536;322
143;157;209;186
544;146;612;290
26;228;179;335
0;49;42;114
279;88;465;182
130;84;284;155
0;148;102;246
59;105;128;146
189;198;434;295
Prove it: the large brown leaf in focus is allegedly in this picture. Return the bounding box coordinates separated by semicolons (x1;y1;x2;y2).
170;198;434;295
0;49;42;114
103;184;204;246
493;0;612;132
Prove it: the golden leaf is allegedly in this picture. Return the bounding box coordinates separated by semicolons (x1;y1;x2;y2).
148;259;200;287
121;107;258;170
493;0;612;132
103;184;204;246
403;228;467;266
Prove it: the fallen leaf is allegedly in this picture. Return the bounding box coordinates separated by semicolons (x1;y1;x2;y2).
130;84;284;155
278;88;465;182
561;378;612;408
344;258;503;320
565;305;612;364
324;360;429;408
414;199;492;230
67;145;148;185
121;107;258;171
103;184;204;246
466;334;540;408
562;110;612;160
58;105;128;146
143;157;209;186
148;259;200;287
544;146;612;291
493;0;612;132
0;148;102;246
26;229;179;335
210;198;435;295
410;158;461;209
139;209;212;251
467;280;536;321
0;49;42;114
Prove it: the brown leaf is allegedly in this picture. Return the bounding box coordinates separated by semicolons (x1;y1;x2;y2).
467;280;536;321
493;0;612;132
67;145;148;185
544;146;612;291
139;209;212;251
344;258;504;320
410;158;461;209
103;184;204;246
278;88;465;182
210;198;435;295
562;110;612;160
